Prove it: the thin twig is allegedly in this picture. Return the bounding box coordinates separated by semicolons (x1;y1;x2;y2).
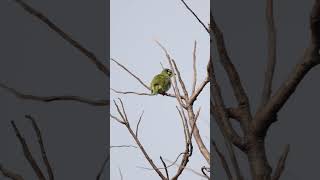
259;0;277;110
110;145;137;149
25;115;54;180
160;156;169;180
0;164;24;180
96;155;109;180
135;110;145;138
11;0;108;76
111;58;150;90
11;121;46;180
0;82;108;106
110;114;125;124
180;0;210;34
112;99;166;179
136;152;186;171
164;159;208;178
271;144;290;180
211;140;233;180
111;89;154;96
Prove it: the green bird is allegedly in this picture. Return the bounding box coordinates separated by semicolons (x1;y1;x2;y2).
150;68;174;95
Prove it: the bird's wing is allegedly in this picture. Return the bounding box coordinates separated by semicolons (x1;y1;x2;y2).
151;74;166;86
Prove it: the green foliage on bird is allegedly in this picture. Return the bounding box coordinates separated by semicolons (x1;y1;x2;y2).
150;68;174;95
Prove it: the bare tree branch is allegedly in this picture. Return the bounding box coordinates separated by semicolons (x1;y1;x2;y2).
111;58;150;90
0;82;108;106
160;156;169;179
25;115;54;180
191;41;197;94
164;159;208;178
111;99;166;179
111;89;154;96
11;121;46;180
254;0;320;134
135;110;144;138
259;0;277;109
210;12;252;133
209;57;244;180
110;145;137;149
209;59;244;150
155;40;210;164
271;144;290;180
0;164;24;180
211;140;233;180
180;0;210;34
11;0;108;76
96;155;109;180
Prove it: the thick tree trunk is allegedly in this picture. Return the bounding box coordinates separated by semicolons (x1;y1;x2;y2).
247;138;272;180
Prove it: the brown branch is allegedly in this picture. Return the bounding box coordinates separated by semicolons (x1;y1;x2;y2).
210;56;244;179
155;40;188;107
212;106;245;122
111;89;154;96
271;144;290;180
111;99;166;179
111;58;150;90
260;0;277;109
210;12;252;132
0;82;108;106
211;140;233;180
209;59;244;150
189;75;209;105
26;115;54;180
11;0;108;76
180;0;210;34
164;159;208;178
254;0;320;134
155;40;210;164
0;164;24;180
11;121;46;180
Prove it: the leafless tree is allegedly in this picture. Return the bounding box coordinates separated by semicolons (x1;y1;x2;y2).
110;1;211;179
210;0;320;180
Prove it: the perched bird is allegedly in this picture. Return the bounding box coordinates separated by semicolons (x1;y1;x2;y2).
150;68;174;95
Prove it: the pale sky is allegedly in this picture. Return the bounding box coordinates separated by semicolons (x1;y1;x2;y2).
110;0;210;179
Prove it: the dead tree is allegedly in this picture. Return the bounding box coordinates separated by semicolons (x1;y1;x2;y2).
210;0;320;179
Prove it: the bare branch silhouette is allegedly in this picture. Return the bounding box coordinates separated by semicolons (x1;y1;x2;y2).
180;0;210;34
0;82;108;106
111;99;167;179
259;0;277;109
211;140;233;180
25;115;54;180
272;145;290;180
96;155;109;180
11;121;46;180
11;0;108;76
0;164;24;180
